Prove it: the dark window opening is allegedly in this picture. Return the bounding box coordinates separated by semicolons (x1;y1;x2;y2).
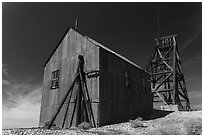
141;78;147;94
125;72;130;88
51;70;60;89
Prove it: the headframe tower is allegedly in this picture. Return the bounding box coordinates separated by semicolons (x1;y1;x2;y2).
145;35;190;110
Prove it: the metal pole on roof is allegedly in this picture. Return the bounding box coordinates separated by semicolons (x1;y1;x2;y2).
157;8;160;38
75;18;78;30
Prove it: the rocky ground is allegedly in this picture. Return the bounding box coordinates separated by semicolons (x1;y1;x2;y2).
2;110;202;135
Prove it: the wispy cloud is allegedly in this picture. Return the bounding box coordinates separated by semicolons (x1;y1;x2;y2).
2;63;16;84
3;96;41;129
182;53;201;78
188;91;202;110
179;20;201;53
2;64;9;77
180;31;201;52
2;64;42;128
2;79;10;85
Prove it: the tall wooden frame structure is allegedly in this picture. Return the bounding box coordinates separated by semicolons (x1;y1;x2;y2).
145;35;190;110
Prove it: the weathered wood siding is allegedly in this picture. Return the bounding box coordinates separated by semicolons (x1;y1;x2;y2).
99;48;152;126
39;28;99;128
39;28;153;128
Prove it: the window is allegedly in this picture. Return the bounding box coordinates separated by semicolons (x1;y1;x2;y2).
125;72;130;88
51;70;60;89
141;78;147;94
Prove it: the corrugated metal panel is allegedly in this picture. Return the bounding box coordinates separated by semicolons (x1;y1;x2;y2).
62;34;68;59
81;32;99;125
39;28;152;128
39;28;100;128
99;48;152;126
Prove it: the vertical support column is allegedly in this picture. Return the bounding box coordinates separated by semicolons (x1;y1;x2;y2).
172;36;177;105
167;47;171;103
76;78;82;125
76;55;84;126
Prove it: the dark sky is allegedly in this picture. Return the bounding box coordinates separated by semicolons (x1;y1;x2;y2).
2;2;202;128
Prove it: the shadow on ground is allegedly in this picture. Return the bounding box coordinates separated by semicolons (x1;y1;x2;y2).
144;109;174;120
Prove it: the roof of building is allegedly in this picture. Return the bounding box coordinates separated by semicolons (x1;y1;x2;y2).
43;27;143;70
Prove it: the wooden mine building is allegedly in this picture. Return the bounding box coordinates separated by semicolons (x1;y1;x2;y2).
39;27;153;128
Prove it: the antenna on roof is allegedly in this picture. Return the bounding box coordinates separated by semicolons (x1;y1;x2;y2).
75;18;78;30
157;8;160;38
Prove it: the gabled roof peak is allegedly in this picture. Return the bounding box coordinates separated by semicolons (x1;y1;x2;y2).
44;27;143;70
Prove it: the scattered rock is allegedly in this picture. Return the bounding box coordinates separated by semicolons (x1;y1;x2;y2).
2;111;202;135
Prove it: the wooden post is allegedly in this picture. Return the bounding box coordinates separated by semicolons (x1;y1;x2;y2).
172;36;177;105
75;19;78;30
62;88;74;128
76;77;82;126
84;80;96;127
45;72;79;129
69;89;79;128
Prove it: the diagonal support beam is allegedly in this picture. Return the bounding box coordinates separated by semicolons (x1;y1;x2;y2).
163;46;173;58
153;90;168;105
154;72;173;91
157;49;173;71
163;61;173;71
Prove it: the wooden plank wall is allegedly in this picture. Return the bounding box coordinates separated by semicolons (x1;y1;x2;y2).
39;28;99;128
99;48;153;126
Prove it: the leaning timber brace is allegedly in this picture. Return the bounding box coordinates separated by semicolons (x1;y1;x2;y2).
44;55;96;129
145;35;191;110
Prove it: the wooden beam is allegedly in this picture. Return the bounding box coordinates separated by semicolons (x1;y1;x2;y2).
83;78;96;127
152;89;173;94
79;71;92;126
178;81;188;99
150;71;172;76
157;49;163;59
158;46;172;51
172;36;177;104
177;90;188;101
69;90;79;128
145;48;157;71
157;34;177;40
155;74;164;82
153;91;168;105
148;62;163;72
62;88;74;128
154;72;173;91
163;61;173;71
45;73;79;129
163;46;173;58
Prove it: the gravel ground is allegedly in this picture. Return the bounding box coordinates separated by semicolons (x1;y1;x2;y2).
2;110;202;135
